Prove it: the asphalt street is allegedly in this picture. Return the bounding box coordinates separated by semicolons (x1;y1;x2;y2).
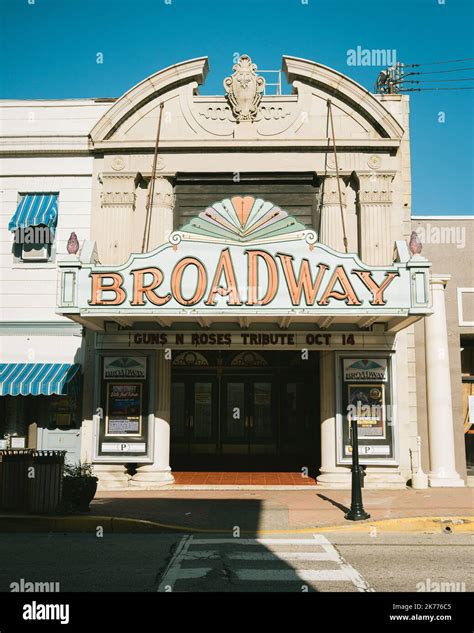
0;532;471;593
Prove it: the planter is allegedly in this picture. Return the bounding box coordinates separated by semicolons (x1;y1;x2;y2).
62;476;98;512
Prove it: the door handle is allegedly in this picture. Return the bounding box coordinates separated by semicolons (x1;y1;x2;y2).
189;415;194;429
245;416;249;428
249;416;254;428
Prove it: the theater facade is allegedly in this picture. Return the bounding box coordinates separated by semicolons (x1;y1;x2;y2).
0;55;467;489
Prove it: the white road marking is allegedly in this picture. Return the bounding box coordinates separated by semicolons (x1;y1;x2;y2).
236;569;352;582
226;551;340;561
157;534;194;591
158;534;374;592
190;537;330;545
314;534;374;592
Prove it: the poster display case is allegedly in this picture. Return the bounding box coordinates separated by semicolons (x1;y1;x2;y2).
93;355;153;463
336;355;397;465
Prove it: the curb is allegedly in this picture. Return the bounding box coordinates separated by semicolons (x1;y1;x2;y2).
0;514;473;535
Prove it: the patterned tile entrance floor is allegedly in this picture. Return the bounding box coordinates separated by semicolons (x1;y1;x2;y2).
172;472;317;486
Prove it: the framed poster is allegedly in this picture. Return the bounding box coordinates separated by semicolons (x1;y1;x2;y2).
337;354;396;465
105;382;142;437
347;384;386;439
94;353;153;463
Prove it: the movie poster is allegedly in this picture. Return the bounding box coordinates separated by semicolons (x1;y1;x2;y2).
106;383;142;436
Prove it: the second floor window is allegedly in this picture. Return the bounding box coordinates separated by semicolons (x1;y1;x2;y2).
8;194;58;263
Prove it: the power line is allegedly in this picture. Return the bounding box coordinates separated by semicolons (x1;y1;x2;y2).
399;78;474;84
404;57;474;68
399;86;474;92
403;67;474;77
375;60;474;94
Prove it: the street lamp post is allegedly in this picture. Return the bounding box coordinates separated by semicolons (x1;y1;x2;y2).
345;417;370;521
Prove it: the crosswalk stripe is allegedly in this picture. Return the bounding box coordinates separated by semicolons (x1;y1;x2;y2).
157;534;374;592
180;551;339;561
235;569;352;582
164;568;213;580
226;552;340;561
314;535;374;592
157;535;194;591
190;537;329;545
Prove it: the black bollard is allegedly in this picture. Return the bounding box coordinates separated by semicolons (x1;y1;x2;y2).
345;417;370;521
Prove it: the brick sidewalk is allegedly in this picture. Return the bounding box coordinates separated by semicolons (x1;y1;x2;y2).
172;471;317;485
91;487;474;531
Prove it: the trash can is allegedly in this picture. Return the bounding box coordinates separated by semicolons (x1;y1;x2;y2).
28;450;66;514
0;449;33;511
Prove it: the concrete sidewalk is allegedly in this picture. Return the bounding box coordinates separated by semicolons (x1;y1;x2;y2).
1;488;472;534
87;487;474;532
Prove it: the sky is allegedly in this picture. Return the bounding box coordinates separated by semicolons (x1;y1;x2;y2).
0;0;473;216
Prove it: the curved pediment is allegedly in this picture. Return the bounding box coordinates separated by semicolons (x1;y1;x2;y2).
89;57;209;143
90;55;404;148
282;56;404;139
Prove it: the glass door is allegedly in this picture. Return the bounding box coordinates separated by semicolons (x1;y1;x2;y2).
221;379;248;454
171;377;217;457
221;377;276;456
248;380;277;456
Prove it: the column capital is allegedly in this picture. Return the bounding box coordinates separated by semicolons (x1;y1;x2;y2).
152;176;175;209
430;274;451;287
320;175;347;206
100;174;137;208
357;172;393;204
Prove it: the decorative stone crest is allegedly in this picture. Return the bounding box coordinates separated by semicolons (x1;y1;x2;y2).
223;55;265;122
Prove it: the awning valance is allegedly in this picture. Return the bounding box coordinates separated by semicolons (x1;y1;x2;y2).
8;194;58;232
0;364;81;397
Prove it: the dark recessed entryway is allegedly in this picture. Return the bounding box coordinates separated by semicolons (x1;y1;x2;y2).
170;350;320;476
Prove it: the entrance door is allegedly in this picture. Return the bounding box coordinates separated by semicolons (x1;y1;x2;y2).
170;350;319;472
221;377;276;460
280;376;318;474
171;377;218;459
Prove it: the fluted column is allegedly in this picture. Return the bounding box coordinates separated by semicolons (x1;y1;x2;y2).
425;275;464;487
319;176;347;252
317;351;351;487
358;173;393;266
99;174;136;264
148;177;175;249
131;351;174;488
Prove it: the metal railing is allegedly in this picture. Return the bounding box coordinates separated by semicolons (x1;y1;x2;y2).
259;70;282;96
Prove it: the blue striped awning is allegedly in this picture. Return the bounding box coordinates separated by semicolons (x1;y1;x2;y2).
8;194;58;232
0;364;81;397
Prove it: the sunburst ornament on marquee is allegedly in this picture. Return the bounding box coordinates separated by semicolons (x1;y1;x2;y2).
172;196;316;246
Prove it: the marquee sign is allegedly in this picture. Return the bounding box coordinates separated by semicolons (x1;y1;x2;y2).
57;196;431;319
